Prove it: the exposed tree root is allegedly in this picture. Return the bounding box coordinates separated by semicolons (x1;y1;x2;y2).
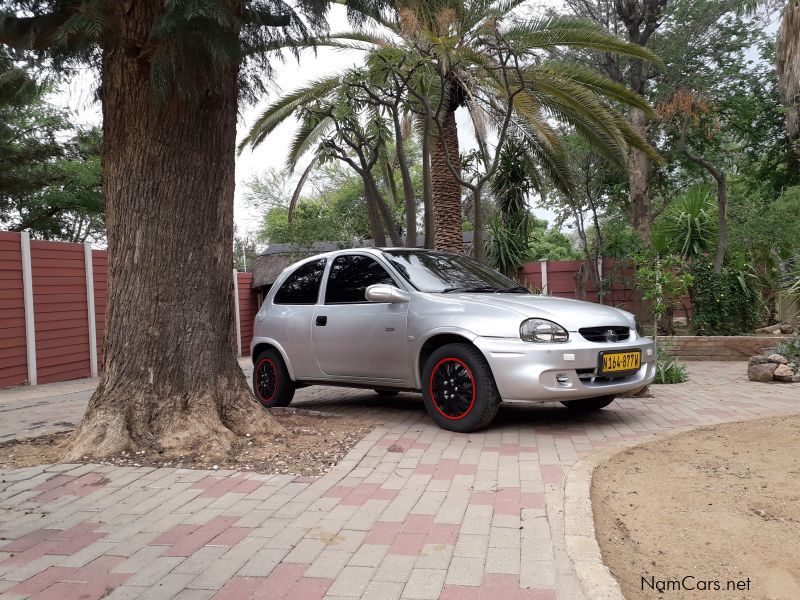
62;367;284;462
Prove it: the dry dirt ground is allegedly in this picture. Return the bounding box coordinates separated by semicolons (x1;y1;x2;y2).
0;409;376;476
593;415;800;600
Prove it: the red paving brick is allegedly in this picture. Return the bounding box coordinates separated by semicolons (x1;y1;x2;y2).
213;576;264;600
2;362;799;600
364;521;403;544
161;516;239;556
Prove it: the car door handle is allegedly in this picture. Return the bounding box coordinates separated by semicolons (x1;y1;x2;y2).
315;315;327;326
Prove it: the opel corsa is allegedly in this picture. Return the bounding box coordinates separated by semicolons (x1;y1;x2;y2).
251;249;655;432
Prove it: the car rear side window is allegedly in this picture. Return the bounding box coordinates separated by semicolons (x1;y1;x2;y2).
273;259;326;305
325;255;395;304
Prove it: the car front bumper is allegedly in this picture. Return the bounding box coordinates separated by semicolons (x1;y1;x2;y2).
473;334;656;402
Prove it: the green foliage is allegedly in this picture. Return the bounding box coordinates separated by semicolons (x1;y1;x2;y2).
634;252;693;336
652;185;717;258
485;213;532;278
654;343;689;384
529;219;581;261
244;163;411;246
770;334;800;362
0;54;104;242
690;257;763;335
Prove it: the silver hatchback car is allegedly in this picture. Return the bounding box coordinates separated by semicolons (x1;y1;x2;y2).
251;248;655;432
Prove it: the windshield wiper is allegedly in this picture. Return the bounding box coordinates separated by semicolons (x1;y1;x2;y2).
442;286;500;293
497;286;530;293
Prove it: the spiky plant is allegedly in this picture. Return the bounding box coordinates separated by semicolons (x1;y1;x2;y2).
241;0;661;257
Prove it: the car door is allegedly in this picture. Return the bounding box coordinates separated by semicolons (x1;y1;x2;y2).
312;254;411;383
267;258;327;379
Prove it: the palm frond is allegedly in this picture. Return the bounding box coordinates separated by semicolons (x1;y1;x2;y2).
239;75;340;152
505;17;662;65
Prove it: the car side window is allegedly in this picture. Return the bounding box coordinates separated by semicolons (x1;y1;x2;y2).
325;255;396;304
273;259;326;305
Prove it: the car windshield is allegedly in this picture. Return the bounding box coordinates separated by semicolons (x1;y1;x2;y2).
382;250;528;293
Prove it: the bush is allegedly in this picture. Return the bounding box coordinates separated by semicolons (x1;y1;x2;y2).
770;333;800;361
653;344;689;384
690;258;762;335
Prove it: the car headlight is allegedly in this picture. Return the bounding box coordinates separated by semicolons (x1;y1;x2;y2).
635;320;645;337
520;318;569;343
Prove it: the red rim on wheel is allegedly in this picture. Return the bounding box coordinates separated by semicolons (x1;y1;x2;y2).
429;358;476;420
255;358;277;403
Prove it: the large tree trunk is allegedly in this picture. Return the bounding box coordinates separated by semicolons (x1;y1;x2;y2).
64;0;279;461
422;114;435;249
431;109;464;253
778;0;800;158
628;107;653;243
472;186;485;262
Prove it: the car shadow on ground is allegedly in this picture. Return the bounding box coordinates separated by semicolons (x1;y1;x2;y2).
292;389;640;431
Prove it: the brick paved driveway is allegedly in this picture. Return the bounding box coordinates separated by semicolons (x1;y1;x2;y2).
0;362;797;599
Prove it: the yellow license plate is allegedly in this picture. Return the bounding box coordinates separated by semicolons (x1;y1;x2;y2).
600;351;641;373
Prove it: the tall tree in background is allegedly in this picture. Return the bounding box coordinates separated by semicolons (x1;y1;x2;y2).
0;0;383;459
0;49;103;241
246;0;661;259
555;0;775;243
778;1;800;157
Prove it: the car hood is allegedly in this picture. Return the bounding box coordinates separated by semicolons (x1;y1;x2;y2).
446;293;634;330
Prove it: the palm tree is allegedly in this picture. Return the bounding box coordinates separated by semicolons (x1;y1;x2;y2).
778;1;800;157
242;0;660;256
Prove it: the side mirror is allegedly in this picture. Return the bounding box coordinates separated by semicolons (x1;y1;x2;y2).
366;284;410;304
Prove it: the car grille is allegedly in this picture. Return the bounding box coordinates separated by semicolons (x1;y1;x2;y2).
578;326;630;343
576;367;636;385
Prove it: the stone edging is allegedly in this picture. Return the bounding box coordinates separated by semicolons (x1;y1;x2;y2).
562;414;800;600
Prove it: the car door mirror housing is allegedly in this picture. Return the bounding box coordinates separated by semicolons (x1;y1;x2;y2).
366;284;410;303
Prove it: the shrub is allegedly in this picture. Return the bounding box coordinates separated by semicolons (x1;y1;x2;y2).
654;344;689;384
690;258;762;335
770;333;800;361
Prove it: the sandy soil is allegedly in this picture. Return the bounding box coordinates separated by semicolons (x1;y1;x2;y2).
593;415;800;600
0;410;377;476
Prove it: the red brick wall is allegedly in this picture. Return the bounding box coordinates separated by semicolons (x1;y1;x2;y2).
92;249;108;369
236;272;258;356
0;232;27;387
30;240;92;384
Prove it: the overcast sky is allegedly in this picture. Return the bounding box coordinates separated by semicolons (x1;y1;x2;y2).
50;2;565;240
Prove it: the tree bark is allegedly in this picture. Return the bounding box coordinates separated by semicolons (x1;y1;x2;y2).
431;109;464;253
472;186;485;262
391;112;417;248
777;0;800;159
365;173;402;246
628;107;653;243
63;0;280;461
422;114;435;249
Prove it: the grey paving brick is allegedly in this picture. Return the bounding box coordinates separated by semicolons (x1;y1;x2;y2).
123;556;185;586
374;555;417;583
305;549;353;579
189;558;246;590
401;567;446;599
327;565;376;597
173;546;228;575
362;580;404;600
485;546;520;575
348;543;388;567
445;556;484;586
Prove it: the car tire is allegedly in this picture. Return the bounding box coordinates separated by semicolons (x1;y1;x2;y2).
374;389;399;398
422;343;500;433
561;395;616;411
253;348;295;408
